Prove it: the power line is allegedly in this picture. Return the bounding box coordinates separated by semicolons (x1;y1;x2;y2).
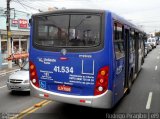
16;0;28;11
23;0;49;8
12;0;40;11
21;0;47;11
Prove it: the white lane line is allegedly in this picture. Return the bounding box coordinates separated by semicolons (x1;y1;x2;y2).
157;56;160;59
0;74;6;77
0;85;7;89
0;69;20;77
155;66;158;70
146;92;153;110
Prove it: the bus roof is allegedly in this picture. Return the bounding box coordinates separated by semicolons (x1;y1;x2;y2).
111;12;143;32
32;9;144;33
32;9;105;16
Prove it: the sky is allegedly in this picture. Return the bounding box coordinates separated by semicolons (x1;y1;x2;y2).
0;0;160;33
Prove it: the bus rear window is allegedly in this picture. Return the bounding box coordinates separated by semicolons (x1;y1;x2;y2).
34;14;101;47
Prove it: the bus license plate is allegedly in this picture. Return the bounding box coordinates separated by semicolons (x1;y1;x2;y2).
57;85;71;92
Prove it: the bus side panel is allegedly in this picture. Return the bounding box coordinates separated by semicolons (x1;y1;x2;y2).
106;12;114;92
112;21;125;106
105;14;125;106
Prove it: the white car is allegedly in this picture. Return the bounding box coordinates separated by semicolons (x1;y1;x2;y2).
7;62;30;91
147;38;157;48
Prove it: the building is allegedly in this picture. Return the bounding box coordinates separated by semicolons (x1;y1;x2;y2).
148;32;155;38
0;9;31;68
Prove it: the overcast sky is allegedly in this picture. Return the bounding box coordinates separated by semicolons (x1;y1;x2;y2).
1;0;160;33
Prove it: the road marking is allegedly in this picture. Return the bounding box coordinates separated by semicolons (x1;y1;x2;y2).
0;85;7;89
10;100;52;119
18;100;52;119
34;100;48;107
146;92;153;110
157;56;160;59
10;106;34;119
0;69;20;77
155;66;158;70
0;74;6;77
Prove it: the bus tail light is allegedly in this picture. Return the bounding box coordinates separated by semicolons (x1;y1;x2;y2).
94;66;109;96
29;61;39;88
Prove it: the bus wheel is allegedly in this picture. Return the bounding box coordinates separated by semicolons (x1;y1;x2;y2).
141;57;144;65
127;73;133;94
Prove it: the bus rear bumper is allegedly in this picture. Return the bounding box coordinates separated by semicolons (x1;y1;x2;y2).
30;83;113;109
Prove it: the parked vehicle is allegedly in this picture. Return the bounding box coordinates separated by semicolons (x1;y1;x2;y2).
7;62;29;92
155;37;160;45
145;48;147;56
145;42;152;53
147;38;157;48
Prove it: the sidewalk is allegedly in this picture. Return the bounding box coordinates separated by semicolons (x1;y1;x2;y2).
0;64;20;76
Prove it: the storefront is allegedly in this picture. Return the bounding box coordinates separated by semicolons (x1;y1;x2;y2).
0;30;29;65
0;11;30;68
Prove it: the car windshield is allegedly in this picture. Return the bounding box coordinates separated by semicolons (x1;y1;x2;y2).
22;62;29;70
148;39;151;42
152;39;155;42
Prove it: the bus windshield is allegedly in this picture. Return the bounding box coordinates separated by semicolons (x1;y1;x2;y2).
34;14;101;47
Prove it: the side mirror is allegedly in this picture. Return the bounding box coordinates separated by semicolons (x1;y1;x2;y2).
29;19;32;26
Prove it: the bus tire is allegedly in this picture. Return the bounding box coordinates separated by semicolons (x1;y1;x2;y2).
141;57;144;65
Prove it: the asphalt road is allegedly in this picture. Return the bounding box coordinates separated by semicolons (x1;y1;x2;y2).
0;45;160;119
0;72;43;117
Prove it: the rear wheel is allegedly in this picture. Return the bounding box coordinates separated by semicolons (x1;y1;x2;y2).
141;57;144;65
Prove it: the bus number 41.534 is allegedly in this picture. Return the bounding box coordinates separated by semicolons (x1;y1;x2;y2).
53;66;74;74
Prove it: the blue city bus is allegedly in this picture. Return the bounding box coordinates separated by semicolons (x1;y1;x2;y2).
29;9;145;109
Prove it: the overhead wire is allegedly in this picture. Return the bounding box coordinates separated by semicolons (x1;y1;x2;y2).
16;0;28;11
10;0;160;32
21;0;47;10
12;0;40;12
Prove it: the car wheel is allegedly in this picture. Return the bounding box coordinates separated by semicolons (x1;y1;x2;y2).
11;90;17;94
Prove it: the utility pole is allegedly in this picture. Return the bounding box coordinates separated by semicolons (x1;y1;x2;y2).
6;0;12;68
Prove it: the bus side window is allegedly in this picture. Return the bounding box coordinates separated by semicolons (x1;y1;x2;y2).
130;30;135;52
140;34;144;49
139;34;142;48
114;22;124;59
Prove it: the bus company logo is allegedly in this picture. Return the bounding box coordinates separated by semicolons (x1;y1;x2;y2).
38;57;56;64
